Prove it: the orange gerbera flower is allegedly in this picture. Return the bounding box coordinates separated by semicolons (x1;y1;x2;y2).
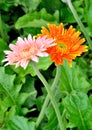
38;23;88;66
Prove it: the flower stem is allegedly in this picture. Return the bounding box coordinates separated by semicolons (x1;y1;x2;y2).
36;66;61;128
32;62;64;130
64;0;92;50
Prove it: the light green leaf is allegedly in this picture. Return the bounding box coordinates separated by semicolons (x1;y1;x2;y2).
10;56;52;77
17;18;50;29
59;61;91;94
42;103;66;130
43;107;58;130
63;92;92;129
15;8;58;29
13;56;52;77
0;67;15;90
0;67;16;104
28;56;52;76
17;91;36;106
19;0;41;13
20;76;37;108
8;116;35;130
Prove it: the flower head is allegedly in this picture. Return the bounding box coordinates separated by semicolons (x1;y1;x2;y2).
2;34;55;69
38;23;88;66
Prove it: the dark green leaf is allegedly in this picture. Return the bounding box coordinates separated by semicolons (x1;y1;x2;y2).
0;38;7;52
85;0;92;28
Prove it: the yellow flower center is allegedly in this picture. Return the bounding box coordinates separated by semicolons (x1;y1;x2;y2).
58;42;66;49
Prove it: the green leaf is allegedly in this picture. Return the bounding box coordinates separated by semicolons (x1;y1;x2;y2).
22;56;52;77
42;103;66;130
0;38;7;65
35;95;45;111
63;92;92;129
0;99;4;124
19;0;41;13
8;116;35;130
84;0;92;35
0;67;16;104
17;91;36;106
43;107;58;130
15;8;58;29
59;61;91;94
0;67;15;90
89;94;92;106
85;0;92;28
10;56;52;77
23;27;41;36
60;6;76;23
37;56;52;71
33;57;52;76
61;0;85;23
20;76;37;108
40;0;62;14
0;38;7;52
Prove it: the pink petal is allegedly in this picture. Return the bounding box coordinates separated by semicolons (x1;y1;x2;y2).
15;61;21;68
4;50;11;54
31;56;39;62
17;37;25;44
28;34;33;43
37;52;48;57
9;44;16;50
20;60;28;69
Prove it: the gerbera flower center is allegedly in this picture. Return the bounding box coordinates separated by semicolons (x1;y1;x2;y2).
20;47;36;60
57;42;66;49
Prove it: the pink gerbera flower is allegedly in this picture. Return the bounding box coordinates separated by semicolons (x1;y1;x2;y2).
2;34;55;69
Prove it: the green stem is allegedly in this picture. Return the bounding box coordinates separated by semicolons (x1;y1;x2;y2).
32;62;64;130
63;0;92;50
36;66;61;128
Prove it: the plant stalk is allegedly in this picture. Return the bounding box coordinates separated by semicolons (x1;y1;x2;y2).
62;0;92;49
36;66;61;128
32;62;64;130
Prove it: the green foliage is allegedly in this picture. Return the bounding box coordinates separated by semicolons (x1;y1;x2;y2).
0;67;37;129
63;92;92;129
85;0;92;28
43;107;58;130
0;38;7;65
59;61;91;94
15;8;59;29
10;56;52;77
84;0;92;36
8;116;35;130
0;0;92;130
19;0;42;13
0;67;16;103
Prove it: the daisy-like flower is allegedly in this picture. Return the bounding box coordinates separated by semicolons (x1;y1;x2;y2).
2;34;55;69
38;23;88;66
